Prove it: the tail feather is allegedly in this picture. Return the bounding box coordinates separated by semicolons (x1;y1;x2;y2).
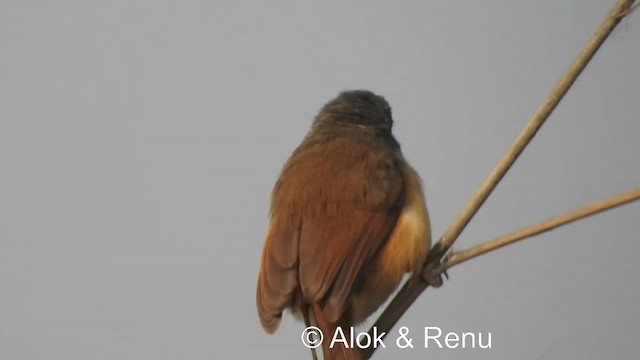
312;305;361;360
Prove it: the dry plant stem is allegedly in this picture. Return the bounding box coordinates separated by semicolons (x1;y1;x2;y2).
430;0;637;263
439;188;640;272
362;1;636;358
361;186;640;360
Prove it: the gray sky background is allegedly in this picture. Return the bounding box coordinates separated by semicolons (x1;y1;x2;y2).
1;1;639;359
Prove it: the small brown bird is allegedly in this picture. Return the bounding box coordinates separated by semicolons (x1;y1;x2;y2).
256;90;431;359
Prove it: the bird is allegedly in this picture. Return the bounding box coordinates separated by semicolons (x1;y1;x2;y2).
256;90;431;359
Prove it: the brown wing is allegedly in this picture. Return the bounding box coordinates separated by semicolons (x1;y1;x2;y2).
256;136;405;330
299;208;401;323
256;224;299;333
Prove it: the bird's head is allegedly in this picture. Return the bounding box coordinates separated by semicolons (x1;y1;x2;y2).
314;90;394;131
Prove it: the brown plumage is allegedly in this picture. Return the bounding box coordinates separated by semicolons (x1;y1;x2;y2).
256;90;431;359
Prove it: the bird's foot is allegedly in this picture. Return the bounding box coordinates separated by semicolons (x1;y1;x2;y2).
422;266;445;287
421;252;450;288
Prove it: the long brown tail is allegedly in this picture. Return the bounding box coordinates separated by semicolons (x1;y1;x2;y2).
312;304;361;360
